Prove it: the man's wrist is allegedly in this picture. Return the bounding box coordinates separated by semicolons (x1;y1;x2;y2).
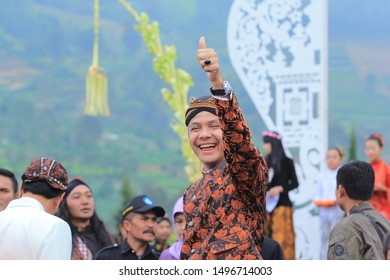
210;81;233;96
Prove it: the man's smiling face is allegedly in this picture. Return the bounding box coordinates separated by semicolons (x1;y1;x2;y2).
188;111;224;170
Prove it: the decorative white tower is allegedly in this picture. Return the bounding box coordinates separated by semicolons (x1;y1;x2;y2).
228;0;328;259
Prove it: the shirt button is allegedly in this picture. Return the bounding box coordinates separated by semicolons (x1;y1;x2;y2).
188;221;194;227
190;249;196;254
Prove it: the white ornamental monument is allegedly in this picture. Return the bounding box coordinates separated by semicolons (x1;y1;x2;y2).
228;0;328;259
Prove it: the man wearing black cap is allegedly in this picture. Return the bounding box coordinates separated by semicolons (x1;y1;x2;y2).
95;195;165;260
0;157;72;259
181;37;268;260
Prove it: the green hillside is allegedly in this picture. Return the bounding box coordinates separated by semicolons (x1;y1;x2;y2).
1;0;389;231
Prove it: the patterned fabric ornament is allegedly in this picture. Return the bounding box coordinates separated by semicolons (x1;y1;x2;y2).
75;236;93;260
84;0;110;116
22;157;68;190
185;96;217;127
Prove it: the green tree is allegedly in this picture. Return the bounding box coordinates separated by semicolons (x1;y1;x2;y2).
112;175;137;237
348;126;358;161
119;175;136;204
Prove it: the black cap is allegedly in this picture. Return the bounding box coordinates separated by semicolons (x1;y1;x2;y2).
122;195;165;218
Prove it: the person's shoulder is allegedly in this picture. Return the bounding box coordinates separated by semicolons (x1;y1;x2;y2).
282;157;296;170
262;236;281;253
368;209;390;225
384;160;390;172
333;214;363;235
52;214;69;223
279;157;294;168
94;243;121;260
42;210;69;227
108;232;119;244
338;213;356;224
98;243;120;253
184;179;201;198
317;169;327;179
329;218;348;242
262;236;284;260
283;157;294;164
159;248;172;260
52;216;71;234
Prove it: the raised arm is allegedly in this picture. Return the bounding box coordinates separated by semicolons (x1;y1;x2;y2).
196;36;268;198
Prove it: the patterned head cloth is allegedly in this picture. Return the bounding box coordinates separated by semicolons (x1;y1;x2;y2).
185;96;216;127
21;157;68;190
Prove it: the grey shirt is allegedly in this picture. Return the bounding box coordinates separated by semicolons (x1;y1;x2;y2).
328;202;390;260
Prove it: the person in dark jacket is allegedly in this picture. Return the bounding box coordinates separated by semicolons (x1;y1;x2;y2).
262;236;284;260
95;195;165;260
262;131;299;260
328;160;390;259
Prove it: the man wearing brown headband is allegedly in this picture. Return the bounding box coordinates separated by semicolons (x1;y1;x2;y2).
181;37;268;260
0;157;72;259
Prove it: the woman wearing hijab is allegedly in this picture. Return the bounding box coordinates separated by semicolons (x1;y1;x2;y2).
159;196;184;260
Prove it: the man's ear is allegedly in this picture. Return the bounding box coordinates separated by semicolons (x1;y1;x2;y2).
122;219;132;233
337;185;346;198
54;192;65;210
19;184;24;198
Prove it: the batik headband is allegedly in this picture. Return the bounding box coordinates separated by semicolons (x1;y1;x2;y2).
185;96;217;126
22;157;68;190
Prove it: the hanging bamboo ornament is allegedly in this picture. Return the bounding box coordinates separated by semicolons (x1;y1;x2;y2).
84;0;110;116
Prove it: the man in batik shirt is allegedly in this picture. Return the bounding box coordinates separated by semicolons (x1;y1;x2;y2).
181;37;268;260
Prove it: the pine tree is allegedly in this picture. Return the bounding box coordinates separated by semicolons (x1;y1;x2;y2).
112;175;137;239
119;175;135;205
348;126;358;161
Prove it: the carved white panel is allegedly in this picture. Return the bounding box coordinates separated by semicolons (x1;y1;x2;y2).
228;0;328;259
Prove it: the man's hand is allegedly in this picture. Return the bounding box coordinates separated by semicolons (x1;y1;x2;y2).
268;185;283;197
197;36;224;89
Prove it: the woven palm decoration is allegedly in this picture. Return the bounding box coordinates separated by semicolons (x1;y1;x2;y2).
84;0;109;116
119;0;201;183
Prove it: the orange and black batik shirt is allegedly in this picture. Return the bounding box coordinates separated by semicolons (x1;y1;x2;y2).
181;94;268;260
